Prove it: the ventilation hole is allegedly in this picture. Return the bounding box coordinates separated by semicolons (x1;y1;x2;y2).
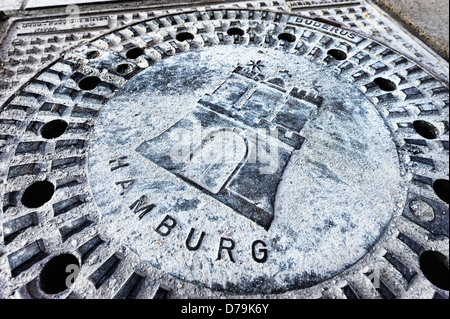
78;76;101;91
374;77;397;91
227;28;245;37
420;251;449;291
116;63;133;75
21;180;55;209
413;120;440;140
86;51;100;59
39;254;80;294
278;33;297;43
433;179;449;204
327;49;348;60
126;47;144;59
176;32;195;42
40;120;68;139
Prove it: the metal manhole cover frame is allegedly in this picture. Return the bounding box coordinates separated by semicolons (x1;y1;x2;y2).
0;7;448;299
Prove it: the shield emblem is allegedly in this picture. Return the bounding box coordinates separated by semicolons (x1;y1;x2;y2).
137;66;322;230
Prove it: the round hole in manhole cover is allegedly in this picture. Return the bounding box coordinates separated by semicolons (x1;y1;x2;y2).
40;119;68;139
327;49;348;60
413;120;440;140
0;9;448;299
126;47;145;59
86;50;101;60
420;251;449;291
434;180;450;204
374;77;397;91
21;180;55;209
227;27;245;37
176;32;195;42
116;63;134;75
278;33;297;43
39;254;80;295
78;76;101;91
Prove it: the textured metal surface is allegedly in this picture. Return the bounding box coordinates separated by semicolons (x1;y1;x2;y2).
0;0;449;299
1;0;449;104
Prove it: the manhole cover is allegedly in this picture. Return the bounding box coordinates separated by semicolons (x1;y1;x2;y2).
0;7;449;299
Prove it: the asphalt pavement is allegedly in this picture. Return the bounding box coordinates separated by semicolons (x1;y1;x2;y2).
373;0;449;61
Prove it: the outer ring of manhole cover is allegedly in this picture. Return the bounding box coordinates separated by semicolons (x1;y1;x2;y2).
0;9;449;299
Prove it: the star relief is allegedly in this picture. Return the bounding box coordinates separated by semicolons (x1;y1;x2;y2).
247;59;265;73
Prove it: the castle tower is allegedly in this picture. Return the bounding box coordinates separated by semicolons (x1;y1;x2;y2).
136;64;323;230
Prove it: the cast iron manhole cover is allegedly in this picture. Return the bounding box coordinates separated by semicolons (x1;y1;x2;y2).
0;6;449;299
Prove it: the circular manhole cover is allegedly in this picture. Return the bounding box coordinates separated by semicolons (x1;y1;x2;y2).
0;10;449;299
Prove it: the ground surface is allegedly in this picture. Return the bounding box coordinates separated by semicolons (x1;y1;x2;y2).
374;0;449;60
